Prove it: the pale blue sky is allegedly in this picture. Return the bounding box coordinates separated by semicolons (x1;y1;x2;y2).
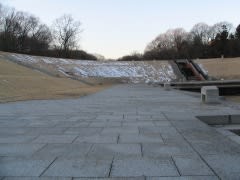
2;0;240;58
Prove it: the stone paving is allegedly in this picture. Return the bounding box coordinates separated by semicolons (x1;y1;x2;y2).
0;84;240;179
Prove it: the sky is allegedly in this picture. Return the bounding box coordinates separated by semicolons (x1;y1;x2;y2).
1;0;240;59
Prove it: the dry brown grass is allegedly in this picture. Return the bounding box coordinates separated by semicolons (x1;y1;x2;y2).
225;96;240;103
0;57;113;103
195;57;240;80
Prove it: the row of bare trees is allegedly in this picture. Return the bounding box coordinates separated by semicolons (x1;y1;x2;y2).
0;3;96;60
119;22;240;61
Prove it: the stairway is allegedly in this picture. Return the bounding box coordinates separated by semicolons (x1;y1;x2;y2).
173;60;208;81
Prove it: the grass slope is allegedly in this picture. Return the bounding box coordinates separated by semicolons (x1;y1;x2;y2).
0;56;111;103
195;57;240;80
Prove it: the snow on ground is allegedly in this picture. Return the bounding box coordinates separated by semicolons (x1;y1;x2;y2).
10;54;176;83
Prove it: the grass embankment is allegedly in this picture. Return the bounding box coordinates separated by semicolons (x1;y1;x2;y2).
195;57;240;80
195;58;240;103
0;57;112;103
225;96;240;103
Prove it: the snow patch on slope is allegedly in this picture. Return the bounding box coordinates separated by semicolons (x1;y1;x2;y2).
10;54;176;83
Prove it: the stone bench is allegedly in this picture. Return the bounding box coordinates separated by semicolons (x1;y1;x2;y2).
201;86;219;103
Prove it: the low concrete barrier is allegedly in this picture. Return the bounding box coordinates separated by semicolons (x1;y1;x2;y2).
201;86;219;103
164;83;171;91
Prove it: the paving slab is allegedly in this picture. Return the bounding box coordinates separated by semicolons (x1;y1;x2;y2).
55;121;90;128
88;144;141;159
64;127;102;135
0;144;45;157
3;177;71;180
122;121;155;127
139;127;179;135
0;120;28;127
101;127;139;135
25;127;67;135
42;158;112;177
0;84;240;178
73;178;145;180
0;128;28;135
191;140;240;155
74;134;118;144
26;120;58;127
203;154;240;179
119;134;164;143
32;135;78;144
110;157;179;177
142;143;196;157
154;121;172;127
0;135;37;143
228;135;240;144
33;143;92;158
89;122;122;128
173;155;214;176
146;176;219;180
0;157;54;176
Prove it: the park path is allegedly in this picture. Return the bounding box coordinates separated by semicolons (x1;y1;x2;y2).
0;84;240;179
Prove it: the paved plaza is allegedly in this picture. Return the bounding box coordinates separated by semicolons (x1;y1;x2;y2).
0;84;240;179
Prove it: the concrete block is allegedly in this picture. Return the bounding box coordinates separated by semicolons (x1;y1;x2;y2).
164;83;171;91
201;86;219;104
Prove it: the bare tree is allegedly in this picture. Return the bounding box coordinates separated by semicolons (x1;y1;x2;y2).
145;28;188;53
52;14;81;57
155;32;174;50
32;24;52;43
0;3;4;27
16;12;39;51
30;24;52;52
236;24;240;40
1;8;22;50
190;23;211;44
171;28;188;52
209;21;233;40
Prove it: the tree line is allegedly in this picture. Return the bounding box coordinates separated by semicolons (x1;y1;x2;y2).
119;22;240;61
0;3;97;60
